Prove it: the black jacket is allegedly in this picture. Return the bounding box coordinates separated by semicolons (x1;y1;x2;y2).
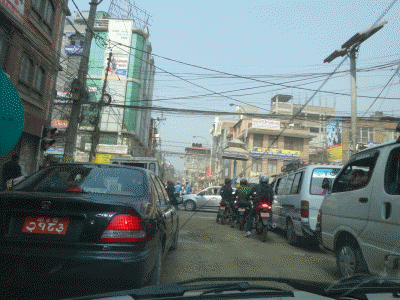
220;183;234;202
247;182;273;205
166;183;178;205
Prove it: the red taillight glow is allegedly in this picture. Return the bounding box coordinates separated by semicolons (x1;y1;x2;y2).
317;210;322;225
301;201;309;218
260;203;271;210
67;187;83;192
100;214;147;243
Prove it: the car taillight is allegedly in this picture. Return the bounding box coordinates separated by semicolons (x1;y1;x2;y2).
67;187;82;192
301;201;309;218
100;214;147;243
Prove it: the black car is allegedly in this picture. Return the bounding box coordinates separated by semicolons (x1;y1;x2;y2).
0;163;179;292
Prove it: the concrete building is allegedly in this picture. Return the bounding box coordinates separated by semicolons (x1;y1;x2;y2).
184;144;211;191
271;94;336;163
231;117;313;180
0;0;70;176
49;12;156;162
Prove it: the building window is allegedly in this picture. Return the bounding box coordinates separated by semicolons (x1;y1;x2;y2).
284;137;303;151
267;161;277;173
357;127;374;143
253;134;263;148
31;0;55;34
383;129;396;143
0;29;10;70
19;53;46;101
269;136;278;148
252;159;262;172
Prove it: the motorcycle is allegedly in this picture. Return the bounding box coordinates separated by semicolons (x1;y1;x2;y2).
216;200;232;224
235;202;252;231
253;201;274;242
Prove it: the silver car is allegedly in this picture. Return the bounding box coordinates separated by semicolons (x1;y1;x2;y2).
182;186;222;211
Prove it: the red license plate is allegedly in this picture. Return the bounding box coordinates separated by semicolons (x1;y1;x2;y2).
21;216;69;235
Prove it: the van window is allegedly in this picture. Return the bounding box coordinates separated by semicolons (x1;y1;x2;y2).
311;168;341;195
332;155;378;193
385;147;400;195
149;163;156;173
291;172;303;194
277;177;287;195
284;174;295;195
122;162;146;168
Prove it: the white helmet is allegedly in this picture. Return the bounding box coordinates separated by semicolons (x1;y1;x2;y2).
259;174;269;184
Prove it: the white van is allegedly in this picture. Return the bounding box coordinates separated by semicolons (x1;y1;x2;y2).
271;161;342;245
317;135;400;278
109;157;159;175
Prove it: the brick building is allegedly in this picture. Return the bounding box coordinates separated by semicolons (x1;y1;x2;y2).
0;0;70;177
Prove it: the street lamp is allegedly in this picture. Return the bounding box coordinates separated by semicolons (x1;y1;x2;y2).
324;21;387;155
192;135;209;145
229;103;247;119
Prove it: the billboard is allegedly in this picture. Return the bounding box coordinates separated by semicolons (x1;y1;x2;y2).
53;120;69;128
252;119;280;130
104;19;133;81
327;118;342;162
250;147;300;161
64;45;83;55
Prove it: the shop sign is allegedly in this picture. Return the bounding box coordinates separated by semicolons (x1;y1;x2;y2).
252;119;280;130
250;147;301;161
53;120;69;128
0;0;24;24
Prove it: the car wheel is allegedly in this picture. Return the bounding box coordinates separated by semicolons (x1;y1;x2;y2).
286;220;297;245
184;200;196;211
147;243;163;286
216;215;220;223
336;241;368;278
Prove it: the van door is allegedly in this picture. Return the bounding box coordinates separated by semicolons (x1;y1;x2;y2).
272;175;287;229
323;151;379;250
361;146;400;274
282;173;296;231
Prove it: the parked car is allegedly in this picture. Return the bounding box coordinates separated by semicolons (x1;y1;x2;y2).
316;135;400;278
0;163;179;289
182;186;222;211
271;162;342;245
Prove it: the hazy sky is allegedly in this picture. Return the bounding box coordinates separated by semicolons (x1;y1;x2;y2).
70;0;400;172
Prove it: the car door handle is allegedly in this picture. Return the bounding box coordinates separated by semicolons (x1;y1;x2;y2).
359;197;368;203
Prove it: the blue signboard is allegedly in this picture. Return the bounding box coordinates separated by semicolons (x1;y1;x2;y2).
65;45;83;55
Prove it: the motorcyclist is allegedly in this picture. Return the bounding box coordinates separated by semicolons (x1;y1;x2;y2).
219;178;234;216
244;174;273;237
230;178;252;228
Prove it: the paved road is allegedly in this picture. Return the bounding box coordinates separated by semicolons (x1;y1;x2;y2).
161;210;339;286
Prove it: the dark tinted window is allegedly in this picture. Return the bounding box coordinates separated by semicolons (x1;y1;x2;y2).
14;165;147;197
332;154;378;193
385;147;400;195
156;177;170;205
284;174;295;195
151;175;166;206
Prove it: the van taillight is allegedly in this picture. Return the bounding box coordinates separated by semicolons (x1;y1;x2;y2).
100;214;147;243
301;201;309;218
317;210;322;225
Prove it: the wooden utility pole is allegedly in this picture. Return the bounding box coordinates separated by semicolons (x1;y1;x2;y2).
89;51;113;162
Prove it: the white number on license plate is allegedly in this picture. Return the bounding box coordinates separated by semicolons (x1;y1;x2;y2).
238;208;245;212
260;213;270;218
219;206;225;210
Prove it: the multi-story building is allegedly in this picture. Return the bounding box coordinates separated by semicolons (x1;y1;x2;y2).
184;144;211;191
230;116;313;180
0;0;70;176
271;94;336;162
50;12;156;162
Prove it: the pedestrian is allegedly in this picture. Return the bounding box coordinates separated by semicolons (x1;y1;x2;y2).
1;154;22;192
167;180;179;210
174;182;182;196
185;181;192;194
244;174;273;237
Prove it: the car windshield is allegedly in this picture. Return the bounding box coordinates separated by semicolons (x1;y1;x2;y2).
14;165;147;197
2;0;399;298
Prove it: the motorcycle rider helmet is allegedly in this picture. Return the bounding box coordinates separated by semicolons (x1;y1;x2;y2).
225;178;232;184
259;174;269;184
240;178;248;186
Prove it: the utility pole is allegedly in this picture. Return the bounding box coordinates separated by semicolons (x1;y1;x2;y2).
89;51;112;162
350;47;358;154
63;0;99;163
